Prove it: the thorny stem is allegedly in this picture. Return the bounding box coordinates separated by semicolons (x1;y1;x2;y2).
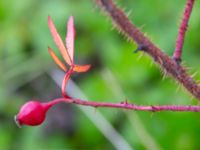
50;98;200;112
96;0;200;101
173;0;195;62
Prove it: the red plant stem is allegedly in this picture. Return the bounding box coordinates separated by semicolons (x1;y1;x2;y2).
173;0;195;62
61;67;73;98
48;98;200;112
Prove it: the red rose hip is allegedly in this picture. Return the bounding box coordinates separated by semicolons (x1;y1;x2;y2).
15;101;50;127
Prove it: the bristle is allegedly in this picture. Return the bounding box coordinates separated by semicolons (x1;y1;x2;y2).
139;24;146;30
126;10;132;17
176;84;181;93
150;60;154;67
136;52;144;61
191;71;198;78
162;70;167;80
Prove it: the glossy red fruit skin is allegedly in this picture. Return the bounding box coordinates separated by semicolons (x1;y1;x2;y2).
15;101;48;127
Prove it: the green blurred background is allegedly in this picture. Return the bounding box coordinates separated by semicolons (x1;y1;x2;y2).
1;0;200;150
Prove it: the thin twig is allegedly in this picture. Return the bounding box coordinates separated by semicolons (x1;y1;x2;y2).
96;0;200;101
52;98;200;112
173;0;195;62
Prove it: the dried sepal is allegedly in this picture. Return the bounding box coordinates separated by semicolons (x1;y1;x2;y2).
48;16;91;97
73;64;91;73
48;47;67;72
48;16;72;65
66;16;75;62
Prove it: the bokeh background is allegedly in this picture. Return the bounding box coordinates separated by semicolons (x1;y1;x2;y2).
1;0;200;150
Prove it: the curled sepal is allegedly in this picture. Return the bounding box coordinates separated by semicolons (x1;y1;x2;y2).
15;101;51;127
48;16;72;65
73;64;91;73
48;47;67;72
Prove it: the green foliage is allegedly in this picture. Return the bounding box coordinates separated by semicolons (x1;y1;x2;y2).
1;0;200;149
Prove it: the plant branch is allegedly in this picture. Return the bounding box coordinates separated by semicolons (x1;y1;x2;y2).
96;0;200;101
52;98;200;112
173;0;195;62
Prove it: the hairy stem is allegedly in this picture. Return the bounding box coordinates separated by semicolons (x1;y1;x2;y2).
52;98;200;112
173;0;195;62
96;0;200;101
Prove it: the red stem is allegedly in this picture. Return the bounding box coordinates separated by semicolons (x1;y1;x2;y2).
45;1;200;113
173;0;195;62
61;67;73;98
48;98;200;112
